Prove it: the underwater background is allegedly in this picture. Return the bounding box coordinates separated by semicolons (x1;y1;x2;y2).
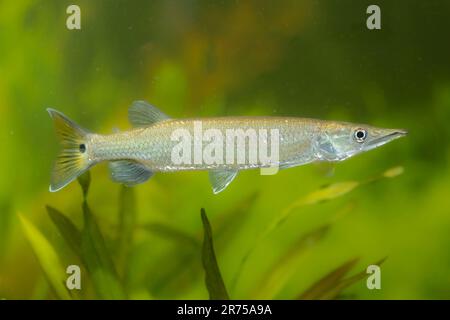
1;0;450;299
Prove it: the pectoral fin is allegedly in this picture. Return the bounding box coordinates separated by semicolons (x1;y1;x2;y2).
209;169;238;194
109;160;153;186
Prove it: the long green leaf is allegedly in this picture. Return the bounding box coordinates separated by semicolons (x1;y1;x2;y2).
201;208;229;300
143;223;200;248
78;171;91;199
148;193;258;295
267;166;404;240
117;185;137;278
299;258;359;300
266;182;359;237
325;258;387;300
47;205;82;258
253;224;330;299
81;201;126;299
19;213;71;300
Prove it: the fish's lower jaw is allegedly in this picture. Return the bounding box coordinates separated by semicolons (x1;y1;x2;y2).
315;151;353;162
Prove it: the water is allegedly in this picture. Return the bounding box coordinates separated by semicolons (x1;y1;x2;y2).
1;0;450;299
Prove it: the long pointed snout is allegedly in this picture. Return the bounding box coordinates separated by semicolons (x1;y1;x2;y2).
367;128;408;148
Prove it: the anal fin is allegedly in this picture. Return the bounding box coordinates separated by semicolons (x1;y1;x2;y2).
209;169;238;194
109;160;153;186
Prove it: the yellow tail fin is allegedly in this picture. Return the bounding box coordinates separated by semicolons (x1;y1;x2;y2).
47;108;91;192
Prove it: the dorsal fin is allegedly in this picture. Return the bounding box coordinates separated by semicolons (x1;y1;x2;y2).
128;100;170;127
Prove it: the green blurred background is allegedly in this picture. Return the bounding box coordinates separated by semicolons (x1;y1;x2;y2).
1;0;450;299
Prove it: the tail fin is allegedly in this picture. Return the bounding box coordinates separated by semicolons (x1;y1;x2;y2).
47;108;91;192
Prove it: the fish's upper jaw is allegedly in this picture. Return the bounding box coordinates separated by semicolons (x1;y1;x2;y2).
364;129;408;150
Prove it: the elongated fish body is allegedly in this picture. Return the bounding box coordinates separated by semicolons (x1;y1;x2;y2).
48;101;407;193
89;117;318;171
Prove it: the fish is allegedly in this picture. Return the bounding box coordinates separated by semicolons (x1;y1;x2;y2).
47;100;407;193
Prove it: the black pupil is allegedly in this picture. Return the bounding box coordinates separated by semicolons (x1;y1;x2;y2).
79;144;86;153
356;131;365;139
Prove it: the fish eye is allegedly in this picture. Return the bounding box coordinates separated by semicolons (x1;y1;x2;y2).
354;128;367;143
79;144;86;153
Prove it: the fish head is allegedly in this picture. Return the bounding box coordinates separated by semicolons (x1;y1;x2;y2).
315;121;407;161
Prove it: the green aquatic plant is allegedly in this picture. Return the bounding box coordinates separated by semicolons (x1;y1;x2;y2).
251;224;330;299
139;192;257;297
46;171;125;299
201;208;230;300
229;166;403;292
47;206;82;259
299;258;386;300
81;197;126;299
18;167;399;299
268;166;404;237
18;213;71;300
